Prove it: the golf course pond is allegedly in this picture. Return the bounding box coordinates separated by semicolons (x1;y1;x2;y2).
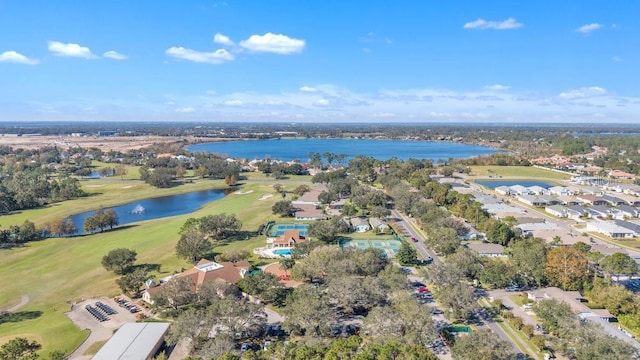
67;188;229;234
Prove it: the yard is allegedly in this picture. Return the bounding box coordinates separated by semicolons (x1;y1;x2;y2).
469;166;570;181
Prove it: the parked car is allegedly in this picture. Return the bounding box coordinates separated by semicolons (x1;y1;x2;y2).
411;237;418;243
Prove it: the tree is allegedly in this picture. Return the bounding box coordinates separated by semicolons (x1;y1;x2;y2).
546;246;588;290
397;242;418;265
599;253;639;277
103;209;119;230
215;250;250;264
237;272;281;296
114;164;128;179
0;337;41;360
437;283;478;321
478;258;516;289
176;230;212;263
425;226;459;255
572;241;592;253
511;238;547;287
83;215;99;233
279;258;295;275
198;213;242;240
533;299;574;334
272;200;294;217
308;219;339;243
101;248;137;275
116;267;148;296
446;248;482;279
451;329;513;360
283;285;336;336
151;277;197;316
340;203;358;217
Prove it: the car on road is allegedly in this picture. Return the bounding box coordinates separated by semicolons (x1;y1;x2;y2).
411;236;418;242
430;308;443;315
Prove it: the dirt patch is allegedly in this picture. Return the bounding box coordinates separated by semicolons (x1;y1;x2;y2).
263;263;302;288
234;190;255;195
259;193;274;201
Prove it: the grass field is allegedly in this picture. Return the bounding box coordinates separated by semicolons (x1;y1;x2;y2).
469;166;570;181
0;174;303;354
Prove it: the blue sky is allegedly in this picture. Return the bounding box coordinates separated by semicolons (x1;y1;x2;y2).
0;0;638;123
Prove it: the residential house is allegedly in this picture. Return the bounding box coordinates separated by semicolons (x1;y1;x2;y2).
587;205;612;219
549;186;574;196
351;217;371;233
614;220;640;235
495;186;511;195
576;195;608;206
271;230;307;248
545;205;568;218
516;222;560;233
294;204;328;220
517;195;548;207
557;195;580;206
458;227;486;241
608;170;636;180
615;205;640;219
465;243;505;257
566;205;589;220
527;185;548;195
602;195;627;206
369;217;390;234
586;221;637;238
540;195;561;205
509;185;530;196
581;186;606;196
143;259;250;304
292;185;327;206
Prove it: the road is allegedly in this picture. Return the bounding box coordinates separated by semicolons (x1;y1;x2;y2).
391;209;527;357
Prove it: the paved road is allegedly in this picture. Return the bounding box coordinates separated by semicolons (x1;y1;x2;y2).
1;294;29;313
391;209;528;357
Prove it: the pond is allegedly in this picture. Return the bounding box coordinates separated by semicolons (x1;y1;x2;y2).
67;189;229;234
187;138;497;161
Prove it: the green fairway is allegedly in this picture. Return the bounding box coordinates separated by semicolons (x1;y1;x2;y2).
469;166;570;181
0;175;302;354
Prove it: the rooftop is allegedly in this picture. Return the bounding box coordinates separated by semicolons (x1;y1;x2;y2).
93;322;170;360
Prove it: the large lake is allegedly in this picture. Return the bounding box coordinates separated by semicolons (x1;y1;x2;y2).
68;189;227;234
187;139;497;161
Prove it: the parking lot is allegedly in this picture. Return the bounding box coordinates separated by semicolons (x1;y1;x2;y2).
65;297;141;359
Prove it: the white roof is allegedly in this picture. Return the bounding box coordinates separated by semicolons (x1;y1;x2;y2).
587;221;635;235
93;322;170;360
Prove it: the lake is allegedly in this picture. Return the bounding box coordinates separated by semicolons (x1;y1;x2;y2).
475;180;555;189
68;189;228;234
187;138;497;161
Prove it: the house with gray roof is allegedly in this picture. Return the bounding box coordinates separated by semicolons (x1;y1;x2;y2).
545;205;568;218
527;185;548;195
465;243;505;257
566;205;589;220
495;186;511;195
351;217;371;233
509;185;530;196
602;195;626;206
614;220;640;235
369;217;390;233
586;221;636;238
549;186;574;196
614;205;640;219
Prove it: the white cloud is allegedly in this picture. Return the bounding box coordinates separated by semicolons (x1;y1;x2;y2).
611;56;623;63
576;23;603;33
239;33;305;54
103;50;127;60
223;100;243;106
299;86;317;93
484;84;511;91
464;18;523;30
362;47;372;54
313;99;330;106
213;33;234;46
48;41;97;59
165;47;234;64
0;50;39;65
558;86;606;99
175;107;195;113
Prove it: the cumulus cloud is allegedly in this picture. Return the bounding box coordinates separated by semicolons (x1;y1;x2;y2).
576;23;603;33
239;33;305;54
103;50;127;60
299;86;317;93
0;50;39;65
48;41;97;59
213;33;234;46
558;86;606;99
313;99;330;106
484;84;511;91
464;18;523;30
165;47;234;64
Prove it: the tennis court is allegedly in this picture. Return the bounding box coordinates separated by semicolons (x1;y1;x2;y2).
339;239;402;258
266;223;310;237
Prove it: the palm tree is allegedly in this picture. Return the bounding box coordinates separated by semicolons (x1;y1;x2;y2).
279;258;295;275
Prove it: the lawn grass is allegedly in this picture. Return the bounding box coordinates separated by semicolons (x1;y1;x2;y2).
83;340;107;356
0;175;305;354
469;166;570;181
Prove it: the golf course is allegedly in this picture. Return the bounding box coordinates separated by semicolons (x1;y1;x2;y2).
0;169;301;354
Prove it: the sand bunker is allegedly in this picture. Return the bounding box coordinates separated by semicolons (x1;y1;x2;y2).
259;193;274;201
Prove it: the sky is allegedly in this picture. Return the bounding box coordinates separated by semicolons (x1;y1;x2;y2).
0;0;638;123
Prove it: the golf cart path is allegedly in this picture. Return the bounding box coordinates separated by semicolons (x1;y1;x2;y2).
1;294;29;313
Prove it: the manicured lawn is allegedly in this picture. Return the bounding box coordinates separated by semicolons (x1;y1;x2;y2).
469;166;570;181
83;340;107;356
0;175;304;354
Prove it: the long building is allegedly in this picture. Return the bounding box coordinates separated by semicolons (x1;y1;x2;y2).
93;322;170;360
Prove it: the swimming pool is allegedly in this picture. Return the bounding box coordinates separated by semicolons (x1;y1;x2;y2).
273;248;293;256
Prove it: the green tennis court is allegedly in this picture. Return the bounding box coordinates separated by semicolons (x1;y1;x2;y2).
339;239;402;258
